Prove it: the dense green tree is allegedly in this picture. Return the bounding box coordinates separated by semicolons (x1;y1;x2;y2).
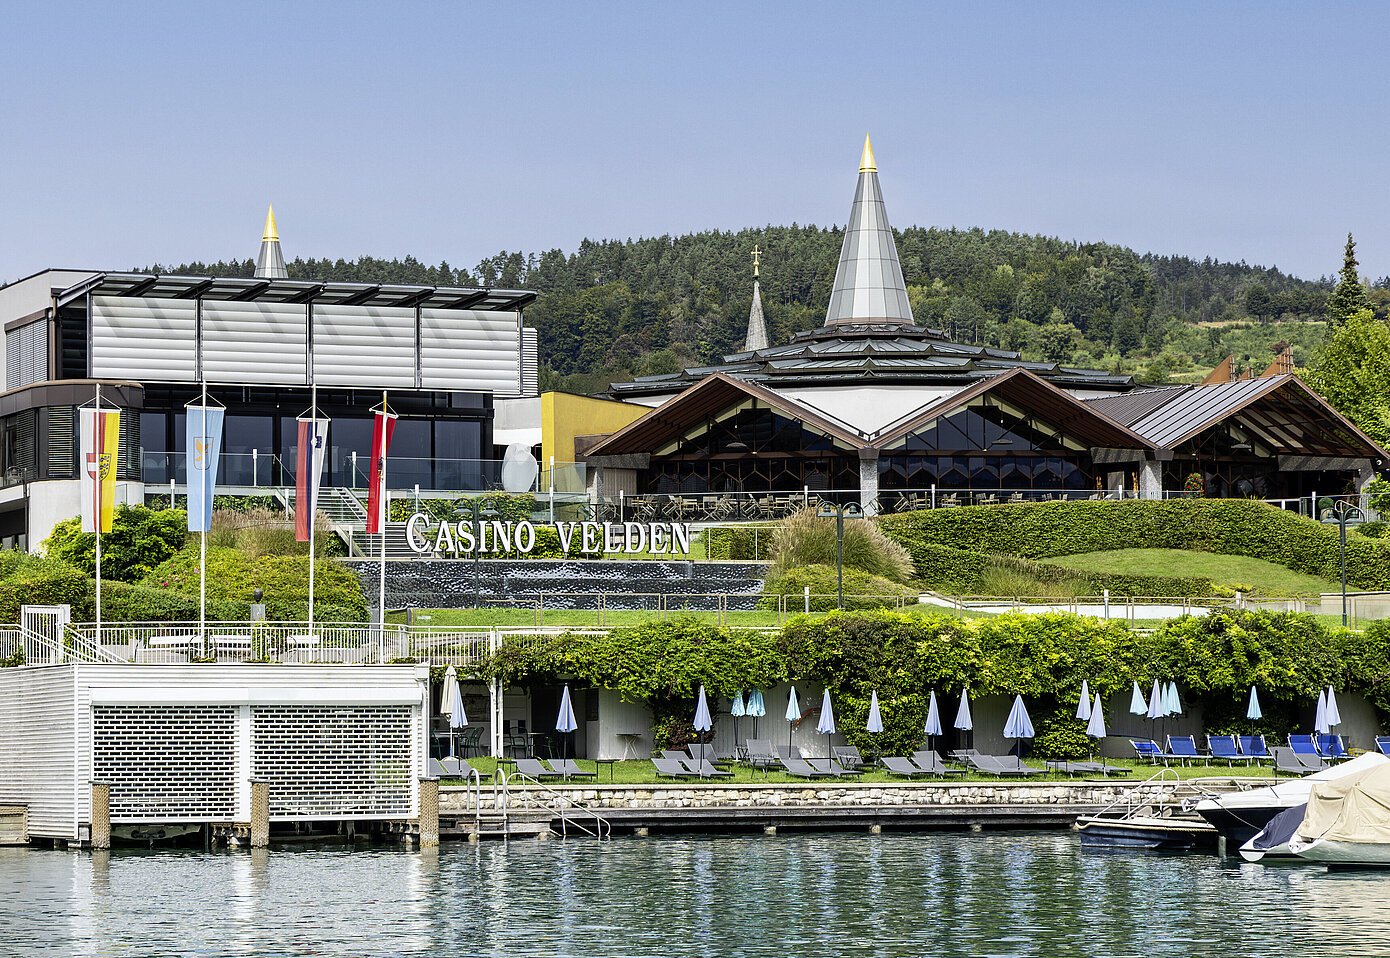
1305;306;1390;445
1327;233;1372;327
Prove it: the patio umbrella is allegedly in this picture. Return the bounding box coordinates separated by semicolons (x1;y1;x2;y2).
1076;680;1092;721
1128;680;1147;716
866;690;883;760
1003;695;1035;758
1146;679;1163;746
1326;686;1343;757
1085;692;1106;762
925;691;943;754
1166;682;1182;716
785;686;801;751
747;689;766;740
817;688;836;761
1314;688;1329;737
556;684;579;778
1246;685;1262;737
730;691;746;755
692;685;713;778
955;689;973;752
443;665;467;757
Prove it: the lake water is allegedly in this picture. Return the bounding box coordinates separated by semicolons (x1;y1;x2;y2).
1;831;1387;957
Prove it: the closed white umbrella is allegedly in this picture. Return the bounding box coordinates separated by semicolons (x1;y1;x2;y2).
1085;692;1106;762
866;691;883;733
443;665;467;757
556;684;579;778
954;689;973;752
1129;680;1147;716
1076;680;1092;721
1246;686;1262;721
817;688;836;761
1314;688;1330;736
785;686;801;751
693;685;713;778
747;689;766;740
1003;695;1035;758
924;691;943;754
1325;685;1343;757
1166;682;1182;716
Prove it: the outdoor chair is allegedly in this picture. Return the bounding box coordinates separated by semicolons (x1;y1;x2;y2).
1073;760;1128;776
991;754;1043;777
1043;760;1090;777
777;755;832;779
1129;739;1165;764
653;757;698;778
679;757;734;778
1206;735;1253;766
833;745;872;770
1317;733;1349;759
1270;746;1311;776
881;756;932;778
513;757;563;780
1239;735;1269;759
745;739;778;769
1164;735;1204;766
432;757;483;784
806;758;862;778
1288;734;1320;758
947;748;981;763
550;758;596;779
689;743;734;765
911;751;965;776
774;744;804;761
1295;751;1329;772
1378;736;1390;757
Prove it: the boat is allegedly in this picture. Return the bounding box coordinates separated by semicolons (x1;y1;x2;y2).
1288;762;1390;867
1194;751;1389;846
1237;802;1307;862
1075;769;1219;850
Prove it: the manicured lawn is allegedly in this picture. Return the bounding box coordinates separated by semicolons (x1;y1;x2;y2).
436;754;1285;786
1049;548;1338;597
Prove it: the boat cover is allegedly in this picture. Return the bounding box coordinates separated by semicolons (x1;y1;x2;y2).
1294;763;1390;846
1249;802;1308;851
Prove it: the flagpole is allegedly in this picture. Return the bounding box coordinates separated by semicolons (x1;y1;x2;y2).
200;378;207;646
94;384;102;641
379;390;387;632
308;382;316;633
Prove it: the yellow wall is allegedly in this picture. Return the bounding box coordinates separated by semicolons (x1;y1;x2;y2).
541;391;649;464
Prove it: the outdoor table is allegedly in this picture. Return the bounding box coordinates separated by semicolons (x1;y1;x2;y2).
595;758;618;782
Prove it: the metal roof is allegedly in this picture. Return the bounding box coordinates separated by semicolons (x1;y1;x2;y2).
1085;385;1192;427
56;272;536;312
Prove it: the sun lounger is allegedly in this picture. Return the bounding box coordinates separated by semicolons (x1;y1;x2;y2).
689;743;734;765
1378;737;1390;757
807;758;862;778
1238;734;1269;759
1289;734;1320;758
833;745;872;770
1130;739;1165;764
513;757;563;780
778;755;832;778
990;755;1043;777
1164;735;1204;766
1296;751;1328;772
1317;734;1349;759
680;757;734;778
432;757;483;783
1270;746;1311;776
1044;761;1091;777
653;757;698;778
881;756;932;778
550;758;596;779
774;744;804;761
963;754;1031;777
911;751;965;776
1206;735;1252;766
745;739;778;769
1073;760;1129;776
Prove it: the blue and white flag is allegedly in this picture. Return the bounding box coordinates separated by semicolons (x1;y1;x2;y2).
185;404;225;532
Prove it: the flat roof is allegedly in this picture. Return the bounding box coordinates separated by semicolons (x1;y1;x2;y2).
56;272;536;312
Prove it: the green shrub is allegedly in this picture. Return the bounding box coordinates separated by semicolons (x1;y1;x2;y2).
759;565;918;612
705;525;774;561
768;508;913;582
43;505;187;581
98;581;246;622
0;554;89;622
1357;521;1388;540
141;547;368;620
1032;708;1091;759
880;499;1390;590
901;541;1210;598
209;507;338;557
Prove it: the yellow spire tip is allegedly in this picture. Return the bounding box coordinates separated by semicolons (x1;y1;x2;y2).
859;134;876;173
262;205;279;242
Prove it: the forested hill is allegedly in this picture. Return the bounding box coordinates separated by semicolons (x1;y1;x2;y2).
144;225;1345;392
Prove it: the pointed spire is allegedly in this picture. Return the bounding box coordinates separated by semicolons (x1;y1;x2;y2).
255;205;288;279
824;137;914;327
743;278;770;352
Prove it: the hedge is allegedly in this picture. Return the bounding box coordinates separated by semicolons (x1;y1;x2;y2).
905;542;1213;597
880;499;1390;590
705;525;774;561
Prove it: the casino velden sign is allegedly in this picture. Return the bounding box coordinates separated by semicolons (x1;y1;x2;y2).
404;514;694;557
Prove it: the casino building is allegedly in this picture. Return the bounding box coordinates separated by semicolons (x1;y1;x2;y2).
0;208;539;548
580;138;1387;515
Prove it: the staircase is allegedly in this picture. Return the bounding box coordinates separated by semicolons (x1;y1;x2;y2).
352;522;428;559
280;487;371;553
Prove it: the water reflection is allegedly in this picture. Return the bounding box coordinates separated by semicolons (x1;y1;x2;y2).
2;833;1390;956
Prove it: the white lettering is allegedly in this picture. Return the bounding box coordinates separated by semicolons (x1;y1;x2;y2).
406;513;432;553
515;520;536;553
671;523;691;555
555;521;577;554
489;520;512;554
650;523;667;554
433;520;456;554
581;521;601;553
456;521;476;555
603;522;623;554
624;522;647;554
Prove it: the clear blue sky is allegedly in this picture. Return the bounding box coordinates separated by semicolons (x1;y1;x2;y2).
4;1;1388;284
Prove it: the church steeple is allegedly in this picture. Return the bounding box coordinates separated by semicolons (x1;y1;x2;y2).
254;205;288;279
742;245;770;352
823;136;914;327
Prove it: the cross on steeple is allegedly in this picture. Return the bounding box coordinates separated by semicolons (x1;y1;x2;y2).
751;245;761;278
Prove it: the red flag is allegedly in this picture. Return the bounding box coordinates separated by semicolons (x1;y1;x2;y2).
365;409;397;534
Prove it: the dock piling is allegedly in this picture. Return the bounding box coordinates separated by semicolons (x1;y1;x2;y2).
419;778;440;847
90;782;110;851
250;779;269;849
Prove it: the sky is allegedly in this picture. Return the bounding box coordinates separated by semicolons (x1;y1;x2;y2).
3;1;1389;284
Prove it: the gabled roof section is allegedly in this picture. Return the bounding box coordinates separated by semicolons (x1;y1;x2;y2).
873;367;1154;451
1114;374;1390;459
582;372;868;457
1086;384;1192;427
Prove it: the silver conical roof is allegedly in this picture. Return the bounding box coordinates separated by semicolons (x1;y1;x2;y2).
743;279;770;351
823;136;914;327
254;205;288;279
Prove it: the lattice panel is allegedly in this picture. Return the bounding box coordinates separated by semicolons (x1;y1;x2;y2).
251;706;413;818
92;705;238;820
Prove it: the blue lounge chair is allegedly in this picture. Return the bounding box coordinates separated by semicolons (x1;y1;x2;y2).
1289;734;1320;758
1165;735;1204;766
1377;737;1390;757
1317;734;1348;759
1130;739;1165;764
1207;735;1252;766
1239;734;1269;758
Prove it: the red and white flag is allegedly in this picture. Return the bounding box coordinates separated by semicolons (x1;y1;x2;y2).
365;408;397;534
295;416;330;542
79;407;121;534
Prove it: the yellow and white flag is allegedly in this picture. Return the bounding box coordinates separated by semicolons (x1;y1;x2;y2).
79;408;120;533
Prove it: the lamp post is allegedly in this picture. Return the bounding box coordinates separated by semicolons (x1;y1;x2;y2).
816;499;863;611
1319;497;1367;627
453;496;499;607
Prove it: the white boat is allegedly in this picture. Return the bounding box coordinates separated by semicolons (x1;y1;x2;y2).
1288;762;1390;867
1196;751;1389;848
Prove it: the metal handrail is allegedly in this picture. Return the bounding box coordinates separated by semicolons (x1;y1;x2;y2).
1093;767;1181;819
499;768;610;839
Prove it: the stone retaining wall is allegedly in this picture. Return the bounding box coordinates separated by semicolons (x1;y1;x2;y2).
441;780;1191;813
